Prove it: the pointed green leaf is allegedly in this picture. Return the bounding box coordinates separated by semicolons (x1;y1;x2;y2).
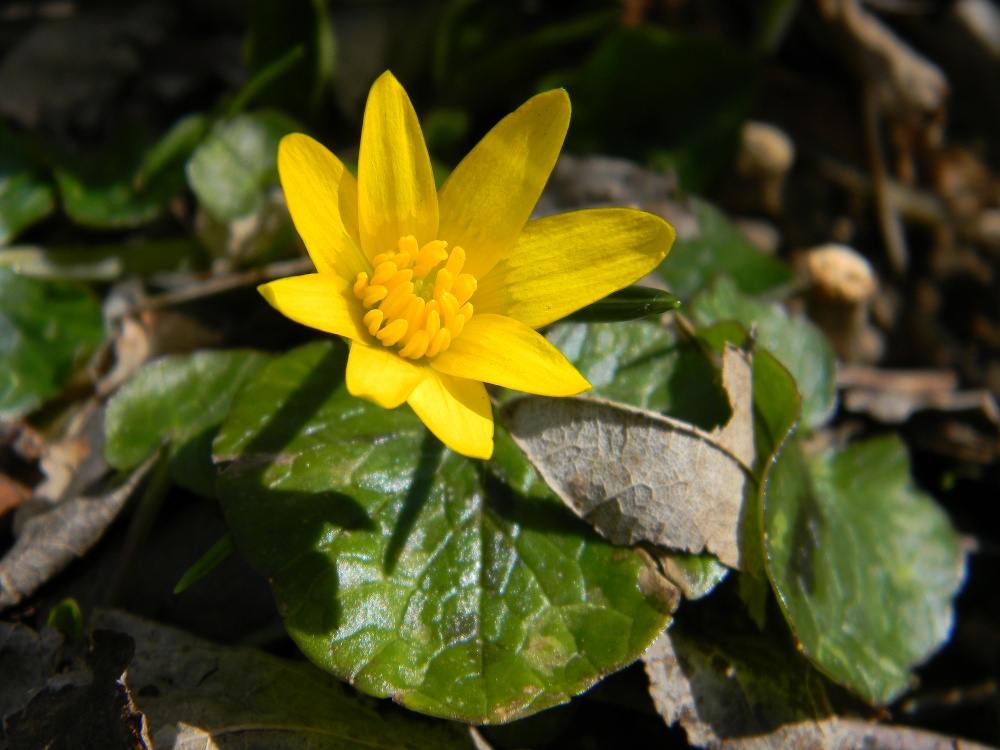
213;341;674;723
765;434;966;704
0;268;103;418
104;350;271;498
563;285;679;323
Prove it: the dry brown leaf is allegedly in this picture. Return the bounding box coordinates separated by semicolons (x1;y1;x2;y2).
0;453;156;610
504;344;753;569
642;630;992;749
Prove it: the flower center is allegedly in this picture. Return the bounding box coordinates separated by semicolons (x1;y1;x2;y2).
352;235;477;359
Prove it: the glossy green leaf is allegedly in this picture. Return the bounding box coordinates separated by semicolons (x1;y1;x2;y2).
765;434;966;704
563;285;680;323
546;321;730;429
566;25;759;191
692;276;836;431
213;341;674;723
658;199;793;301
104;350;271;498
0;268;103;419
186;111;299;222
0;124;55;245
54;128;184;229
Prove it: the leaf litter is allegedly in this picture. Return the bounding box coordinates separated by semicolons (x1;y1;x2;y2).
505;343;754;569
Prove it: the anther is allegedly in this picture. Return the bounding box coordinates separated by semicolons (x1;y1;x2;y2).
363;309;383;336
376;318;408;346
440;292;459;318
380;281;415;318
397;297;426;343
362;285;388;308
445;246;466;276
398;235;419;255
385;268;413;289
425;309;440;340
453;274;477;306
371;261;398;286
425;328;451;357
353;272;369;299
399;331;429;359
447;314;465;339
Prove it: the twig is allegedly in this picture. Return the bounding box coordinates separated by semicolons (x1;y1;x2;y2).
134;256;313;314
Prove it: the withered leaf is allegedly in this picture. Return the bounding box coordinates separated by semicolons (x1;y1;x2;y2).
0;453;155;610
90;609;474;750
643;628;992;750
504;344;754;568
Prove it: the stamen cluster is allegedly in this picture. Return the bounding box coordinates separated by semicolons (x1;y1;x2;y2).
353;235;477;359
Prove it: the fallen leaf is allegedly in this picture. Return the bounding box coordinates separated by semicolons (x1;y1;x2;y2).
644;621;992;750
643;626;830;747
505;344;754;569
4;629;151;750
0;453;156;610
90;609;475;749
29;399;107;509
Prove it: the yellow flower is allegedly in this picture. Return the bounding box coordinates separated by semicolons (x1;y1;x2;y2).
258;72;675;459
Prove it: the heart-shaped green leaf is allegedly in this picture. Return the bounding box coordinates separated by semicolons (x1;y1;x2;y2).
765;434;966;704
0;268;103;419
213;341;674;723
104;350;271;498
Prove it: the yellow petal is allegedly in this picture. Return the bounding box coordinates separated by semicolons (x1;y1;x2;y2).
358;72;438;263
407;371;493;459
258;273;367;341
475;207;675;329
431;314;590;397
277;133;366;279
438;89;569;281
346;342;426;408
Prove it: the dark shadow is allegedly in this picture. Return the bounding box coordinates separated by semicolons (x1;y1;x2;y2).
217;342;375;637
383;431;444;574
664;576;834;739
